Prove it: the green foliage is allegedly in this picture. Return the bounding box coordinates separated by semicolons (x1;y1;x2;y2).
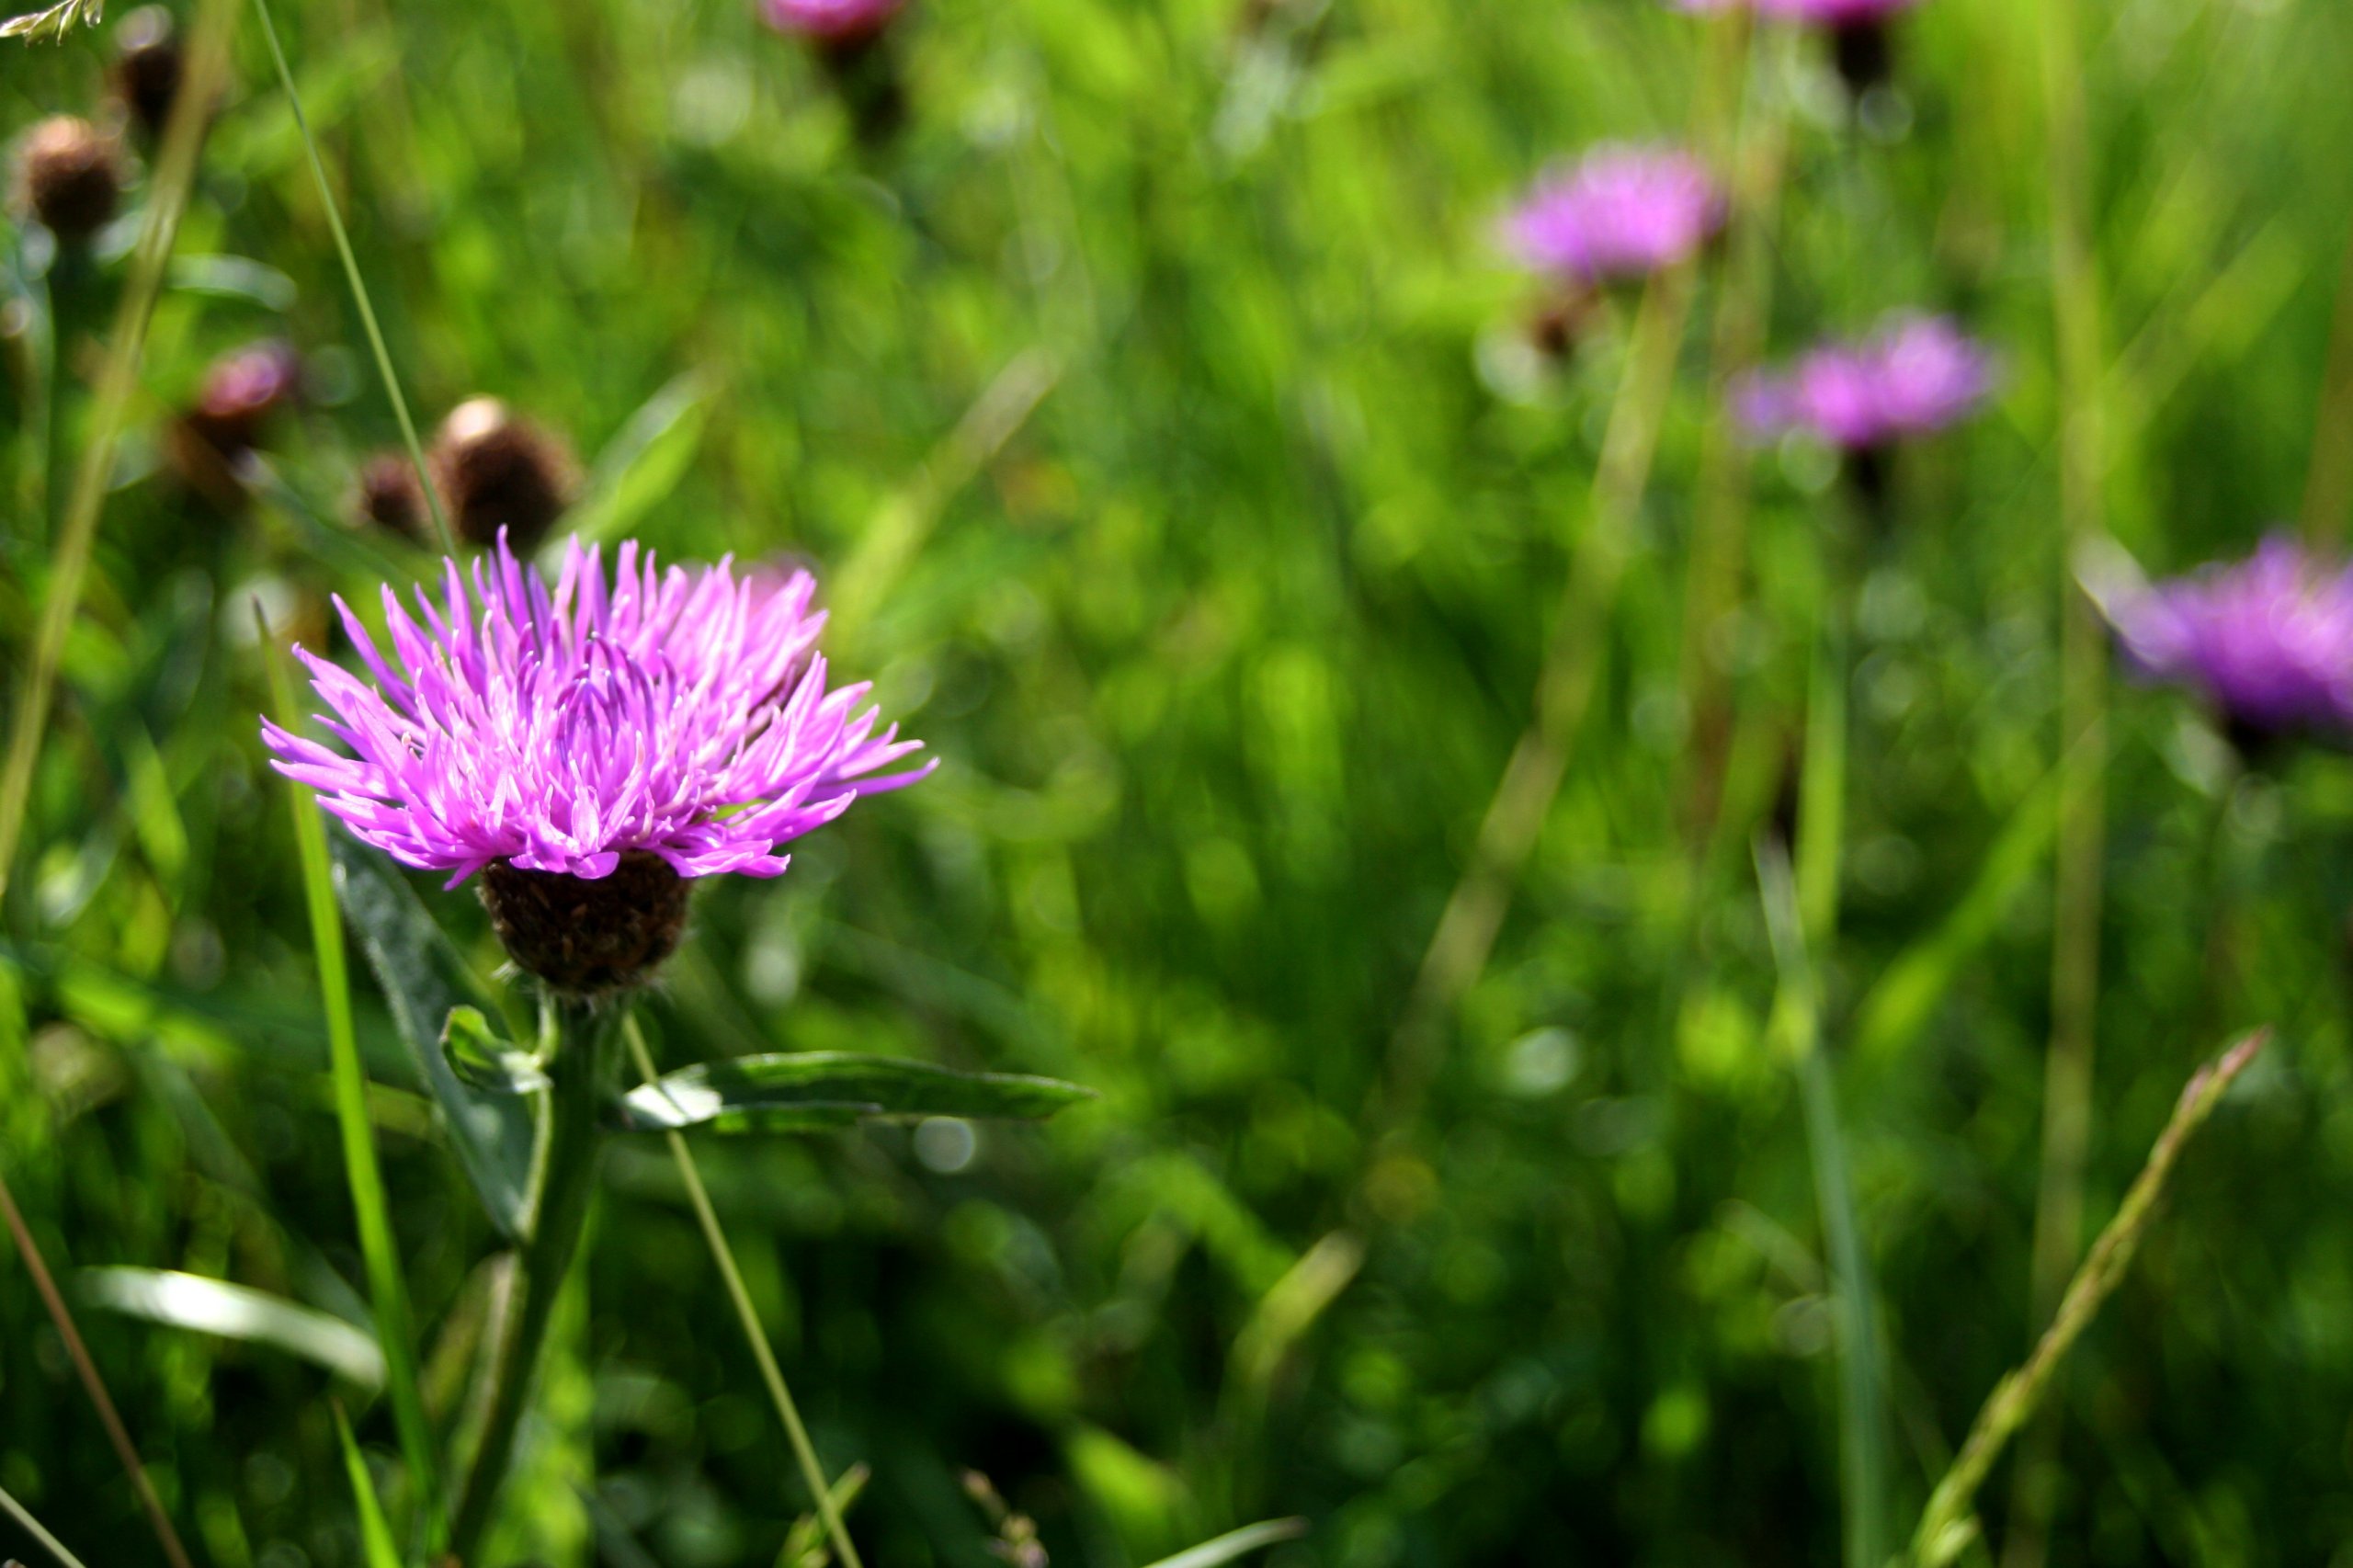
0;0;2343;1564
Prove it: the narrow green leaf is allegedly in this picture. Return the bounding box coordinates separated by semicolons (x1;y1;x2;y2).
331;833;534;1238
334;1406;405;1568
564;371;714;548
1138;1519;1311;1568
618;1051;1095;1135
441;1006;549;1096
81;1267;385;1389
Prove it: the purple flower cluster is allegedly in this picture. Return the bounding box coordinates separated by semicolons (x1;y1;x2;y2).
2107;536;2353;741
1503;145;1725;285
759;0;903;41
1735;314;1996;451
263;533;932;887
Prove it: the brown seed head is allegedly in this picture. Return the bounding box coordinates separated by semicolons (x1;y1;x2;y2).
354;452;428;540
479;852;691;995
14;117;121;242
112;6;185;141
431;397;576;551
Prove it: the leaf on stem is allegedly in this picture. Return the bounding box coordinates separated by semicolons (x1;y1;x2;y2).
618;1051;1095;1135
441;1006;550;1096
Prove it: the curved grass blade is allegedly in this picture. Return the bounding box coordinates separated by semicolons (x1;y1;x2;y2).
619;1051;1095;1134
83;1267;387;1389
1139;1517;1311;1568
263;627;445;1546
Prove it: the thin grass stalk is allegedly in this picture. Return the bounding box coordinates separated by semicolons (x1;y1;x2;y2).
620;1017;867;1568
0;1480;95;1568
2010;0;2111;1555
1912;1031;2269;1567
1381;21;1747;1114
0;1167;196;1568
261;626;446;1547
245;0;455;555
2300;222;2353;550
0;0;238;902
1758;625;1888;1568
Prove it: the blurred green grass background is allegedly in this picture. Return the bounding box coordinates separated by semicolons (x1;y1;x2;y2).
6;0;2353;1562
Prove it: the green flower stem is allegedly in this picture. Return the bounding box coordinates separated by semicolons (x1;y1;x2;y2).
622;1016;868;1568
1910;1031;2268;1568
40;244;96;543
449;994;620;1563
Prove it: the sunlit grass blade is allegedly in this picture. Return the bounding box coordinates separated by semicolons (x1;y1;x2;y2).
1139;1517;1311;1568
0;1480;95;1568
335;1404;408;1568
620;1015;868;1568
2015;0;2113;1555
1910;1031;2269;1567
244;0;453;554
0;1167;197;1568
261;621;446;1550
0;0;237;901
1757;840;1888;1568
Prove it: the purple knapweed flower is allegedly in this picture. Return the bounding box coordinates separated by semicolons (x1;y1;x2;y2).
197;340;302;426
1673;0;1920;20
2105;536;2353;742
759;0;903;42
262;533;933;890
1502;145;1725;285
1735;314;1995;451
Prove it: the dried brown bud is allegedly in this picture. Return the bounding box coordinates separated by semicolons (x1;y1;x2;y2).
479;852;690;994
13;117;122;242
112;6;185;141
431;397;577;551
354;451;428;540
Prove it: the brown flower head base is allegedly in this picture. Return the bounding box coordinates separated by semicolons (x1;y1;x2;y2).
13;117;121;242
479;851;692;995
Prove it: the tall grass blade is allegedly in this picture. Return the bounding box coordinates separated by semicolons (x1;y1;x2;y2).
2013;0;2113;1555
0;0;238;900
262;621;446;1548
1757;841;1888;1568
245;0;454;554
620;1016;868;1568
0;1168;196;1568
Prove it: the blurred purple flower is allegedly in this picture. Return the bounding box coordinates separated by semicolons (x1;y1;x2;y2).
2107;536;2353;740
197;339;301;425
1671;0;1921;20
1502;145;1725;285
1735;313;1995;450
263;532;933;887
759;0;903;41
